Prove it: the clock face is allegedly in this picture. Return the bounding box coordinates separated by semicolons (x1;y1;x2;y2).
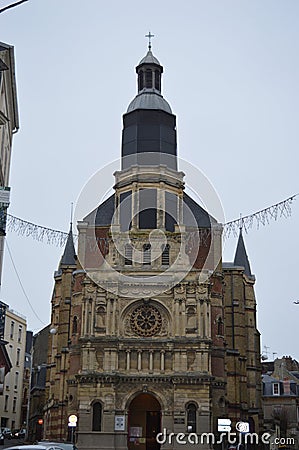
130;304;162;337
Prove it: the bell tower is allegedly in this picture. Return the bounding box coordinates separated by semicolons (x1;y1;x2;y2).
121;43;177;170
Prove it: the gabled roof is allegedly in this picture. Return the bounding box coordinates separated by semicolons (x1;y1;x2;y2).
234;229;252;277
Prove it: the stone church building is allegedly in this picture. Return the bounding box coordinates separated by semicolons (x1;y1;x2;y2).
44;45;262;450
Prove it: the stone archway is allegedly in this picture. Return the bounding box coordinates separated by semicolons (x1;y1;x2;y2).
128;393;161;450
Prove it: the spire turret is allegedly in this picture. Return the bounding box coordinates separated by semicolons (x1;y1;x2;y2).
60;223;76;266
234;229;252;277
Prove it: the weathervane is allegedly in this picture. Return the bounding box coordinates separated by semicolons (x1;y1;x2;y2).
145;31;155;50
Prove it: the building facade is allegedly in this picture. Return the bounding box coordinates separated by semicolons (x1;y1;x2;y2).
223;231;263;436
0;42;19;284
20;331;33;433
0;302;26;430
262;356;299;447
28;325;49;442
44;46;262;450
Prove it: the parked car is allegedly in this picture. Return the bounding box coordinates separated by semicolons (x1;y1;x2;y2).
1;428;12;439
38;442;77;450
6;445;64;450
0;432;4;445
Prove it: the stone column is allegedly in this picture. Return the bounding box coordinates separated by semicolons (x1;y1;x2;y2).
207;301;211;339
181;299;186;336
90;298;95;336
126;350;131;371
106;298;111;335
137;350;142;371
203;301;207;338
132;182;138;229
158;184;165;229
149;351;153;372
175;300;180;336
83;299;88;336
178;193;184;225
160;350;165;372
111;299;116;336
197;299;201;337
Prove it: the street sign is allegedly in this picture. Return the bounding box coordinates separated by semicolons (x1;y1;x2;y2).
68;414;77;427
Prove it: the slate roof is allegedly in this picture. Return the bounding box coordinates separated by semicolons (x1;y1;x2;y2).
138;49;160;66
60;226;76;266
83;194;115;227
84;192;216;229
183;193;216;228
127;90;172;114
234;229;252;277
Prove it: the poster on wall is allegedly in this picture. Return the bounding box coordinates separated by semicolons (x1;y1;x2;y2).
114;415;125;431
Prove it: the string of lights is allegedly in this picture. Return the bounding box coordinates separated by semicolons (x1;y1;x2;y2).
5;194;297;247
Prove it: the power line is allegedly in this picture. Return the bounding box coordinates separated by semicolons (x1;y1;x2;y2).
5;239;47;326
0;0;29;14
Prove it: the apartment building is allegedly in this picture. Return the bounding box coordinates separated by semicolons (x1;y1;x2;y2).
0;42;19;285
0;301;26;430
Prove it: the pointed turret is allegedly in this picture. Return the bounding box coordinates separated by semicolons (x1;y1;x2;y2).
234;229;252;277
60;224;76;266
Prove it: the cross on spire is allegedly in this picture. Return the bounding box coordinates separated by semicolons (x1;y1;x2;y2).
145;31;155;50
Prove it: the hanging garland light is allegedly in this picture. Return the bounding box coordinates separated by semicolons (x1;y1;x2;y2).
4;194;297;247
223;194;296;238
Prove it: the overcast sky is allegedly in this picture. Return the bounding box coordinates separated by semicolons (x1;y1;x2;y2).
0;0;298;361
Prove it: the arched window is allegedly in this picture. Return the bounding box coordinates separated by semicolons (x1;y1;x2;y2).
72;316;78;334
143;244;151;265
186;403;197;433
145;69;153;88
124;244;133;265
161;244;170;266
92;402;102;431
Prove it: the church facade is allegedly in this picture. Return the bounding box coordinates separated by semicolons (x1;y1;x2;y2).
44;45;262;450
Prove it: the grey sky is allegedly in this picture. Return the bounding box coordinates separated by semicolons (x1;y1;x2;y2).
0;0;298;360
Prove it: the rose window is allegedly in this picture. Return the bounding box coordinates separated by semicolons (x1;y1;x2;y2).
130;304;162;337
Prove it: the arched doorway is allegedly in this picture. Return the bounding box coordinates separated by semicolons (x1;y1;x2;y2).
128;393;161;450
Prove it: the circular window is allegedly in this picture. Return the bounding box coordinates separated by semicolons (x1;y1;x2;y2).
130;304;162;337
